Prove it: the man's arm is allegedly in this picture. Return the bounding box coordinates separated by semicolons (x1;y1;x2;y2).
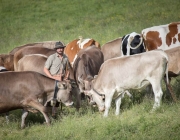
64;70;70;80
44;67;62;81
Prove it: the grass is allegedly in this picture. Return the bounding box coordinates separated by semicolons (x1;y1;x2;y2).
1;0;180;139
1;99;180;140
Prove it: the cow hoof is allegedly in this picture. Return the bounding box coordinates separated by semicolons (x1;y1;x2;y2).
44;122;51;126
21;125;26;129
150;109;155;114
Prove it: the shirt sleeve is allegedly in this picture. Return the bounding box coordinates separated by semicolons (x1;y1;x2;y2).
44;55;53;69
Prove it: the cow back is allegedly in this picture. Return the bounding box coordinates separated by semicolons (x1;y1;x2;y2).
101;37;123;61
14;46;56;71
9;41;63;55
142;22;180;50
73;45;104;83
165;46;180;77
64;38;101;66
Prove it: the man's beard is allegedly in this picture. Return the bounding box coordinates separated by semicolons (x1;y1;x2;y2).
57;51;63;55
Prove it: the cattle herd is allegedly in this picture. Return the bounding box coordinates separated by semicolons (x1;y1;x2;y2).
0;22;180;128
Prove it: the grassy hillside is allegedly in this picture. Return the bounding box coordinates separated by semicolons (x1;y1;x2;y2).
0;0;180;53
1;0;180;139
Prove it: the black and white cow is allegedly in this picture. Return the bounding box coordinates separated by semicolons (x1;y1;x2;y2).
121;32;145;56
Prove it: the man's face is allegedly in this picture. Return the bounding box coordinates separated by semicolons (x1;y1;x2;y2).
56;47;64;55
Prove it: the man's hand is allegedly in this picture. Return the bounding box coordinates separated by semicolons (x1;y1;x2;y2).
52;75;62;81
64;76;68;80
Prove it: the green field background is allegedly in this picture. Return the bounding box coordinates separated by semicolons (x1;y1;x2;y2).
1;0;180;139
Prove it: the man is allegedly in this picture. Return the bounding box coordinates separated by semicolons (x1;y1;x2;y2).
44;41;70;81
44;41;70;108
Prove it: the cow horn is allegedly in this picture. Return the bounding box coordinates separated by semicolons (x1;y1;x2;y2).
129;36;143;50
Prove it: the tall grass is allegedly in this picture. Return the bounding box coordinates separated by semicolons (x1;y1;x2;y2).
1;0;180;139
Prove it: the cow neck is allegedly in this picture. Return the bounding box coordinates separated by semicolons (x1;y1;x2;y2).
92;88;104;96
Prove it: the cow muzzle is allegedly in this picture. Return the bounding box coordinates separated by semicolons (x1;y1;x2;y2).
98;106;105;112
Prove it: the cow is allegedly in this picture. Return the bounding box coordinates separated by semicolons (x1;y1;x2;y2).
101;32;145;61
157;46;180;101
13;46;56;71
73;45;104;95
0;71;73;128
84;50;169;117
17;54;81;110
165;47;180;77
142;22;180;51
64;36;101;66
17;54;48;75
101;38;122;61
0;54;14;71
0;66;9;122
9;41;64;55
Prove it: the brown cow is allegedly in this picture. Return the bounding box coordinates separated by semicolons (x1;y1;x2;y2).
73;45;104;94
142;22;180;51
0;54;14;71
9;41;64;55
14;46;56;71
142;47;180;102
0;71;73;128
165;47;180;77
64;37;101;66
17;54;48;75
101;38;122;61
17;54;81;110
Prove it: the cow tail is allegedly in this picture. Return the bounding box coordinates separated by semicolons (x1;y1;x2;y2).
165;60;169;85
162;51;177;102
161;50;169;84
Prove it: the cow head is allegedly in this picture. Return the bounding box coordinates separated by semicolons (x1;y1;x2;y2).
84;88;105;112
56;80;73;106
0;54;14;71
78;75;93;93
122;32;146;56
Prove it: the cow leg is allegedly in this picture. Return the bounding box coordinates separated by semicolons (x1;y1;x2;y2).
146;84;154;99
21;109;29;129
5;112;9;124
27;100;50;125
164;77;177;102
115;92;126;115
104;90;114;117
151;82;163;110
125;90;133;99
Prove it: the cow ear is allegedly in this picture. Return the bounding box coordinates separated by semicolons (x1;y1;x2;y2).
57;82;64;89
78;76;84;84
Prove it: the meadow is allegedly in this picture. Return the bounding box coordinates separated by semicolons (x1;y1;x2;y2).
0;0;180;139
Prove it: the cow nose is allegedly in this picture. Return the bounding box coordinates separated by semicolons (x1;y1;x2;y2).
99;106;105;112
89;100;96;106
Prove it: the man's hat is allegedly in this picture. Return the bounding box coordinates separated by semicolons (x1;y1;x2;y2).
54;41;66;49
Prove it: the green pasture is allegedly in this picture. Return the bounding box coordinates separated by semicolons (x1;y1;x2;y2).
0;0;180;139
